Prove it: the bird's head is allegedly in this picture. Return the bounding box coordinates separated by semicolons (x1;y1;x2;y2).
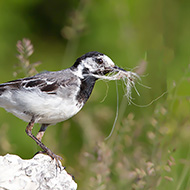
71;51;140;105
71;51;124;79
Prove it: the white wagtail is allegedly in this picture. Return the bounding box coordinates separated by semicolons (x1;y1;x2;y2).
0;51;129;166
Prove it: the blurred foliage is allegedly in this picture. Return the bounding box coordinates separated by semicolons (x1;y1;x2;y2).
15;38;41;77
0;0;190;189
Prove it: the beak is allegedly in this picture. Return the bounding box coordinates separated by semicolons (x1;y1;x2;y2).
101;65;126;75
113;66;126;72
95;65;126;76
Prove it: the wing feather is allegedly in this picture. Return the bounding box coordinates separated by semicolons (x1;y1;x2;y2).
0;70;78;95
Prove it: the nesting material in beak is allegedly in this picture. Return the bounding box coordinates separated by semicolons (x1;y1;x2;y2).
87;66;140;104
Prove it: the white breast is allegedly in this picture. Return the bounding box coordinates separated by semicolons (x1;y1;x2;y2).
0;86;83;124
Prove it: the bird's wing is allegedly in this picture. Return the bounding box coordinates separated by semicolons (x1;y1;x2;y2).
0;70;77;95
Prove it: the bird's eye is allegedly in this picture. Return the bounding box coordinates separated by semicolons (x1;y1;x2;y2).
96;58;104;64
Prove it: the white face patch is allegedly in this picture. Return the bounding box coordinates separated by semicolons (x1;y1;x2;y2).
102;55;115;67
81;55;115;73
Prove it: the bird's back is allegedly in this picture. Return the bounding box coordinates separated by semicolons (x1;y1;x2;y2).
0;69;87;124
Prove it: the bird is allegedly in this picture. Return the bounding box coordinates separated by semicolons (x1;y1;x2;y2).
0;51;125;166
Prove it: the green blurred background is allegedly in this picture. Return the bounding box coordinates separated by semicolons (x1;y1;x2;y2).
0;0;190;189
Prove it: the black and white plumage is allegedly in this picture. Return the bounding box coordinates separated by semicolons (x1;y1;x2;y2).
0;51;124;166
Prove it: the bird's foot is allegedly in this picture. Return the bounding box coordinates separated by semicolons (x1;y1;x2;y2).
35;150;63;171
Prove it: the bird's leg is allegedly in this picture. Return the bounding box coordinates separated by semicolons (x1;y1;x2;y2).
36;124;49;141
36;124;63;161
25;119;63;169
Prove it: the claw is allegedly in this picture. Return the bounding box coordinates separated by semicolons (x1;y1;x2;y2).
51;152;63;170
35;150;63;171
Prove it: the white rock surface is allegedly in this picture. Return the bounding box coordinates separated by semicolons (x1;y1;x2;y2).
0;154;77;190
